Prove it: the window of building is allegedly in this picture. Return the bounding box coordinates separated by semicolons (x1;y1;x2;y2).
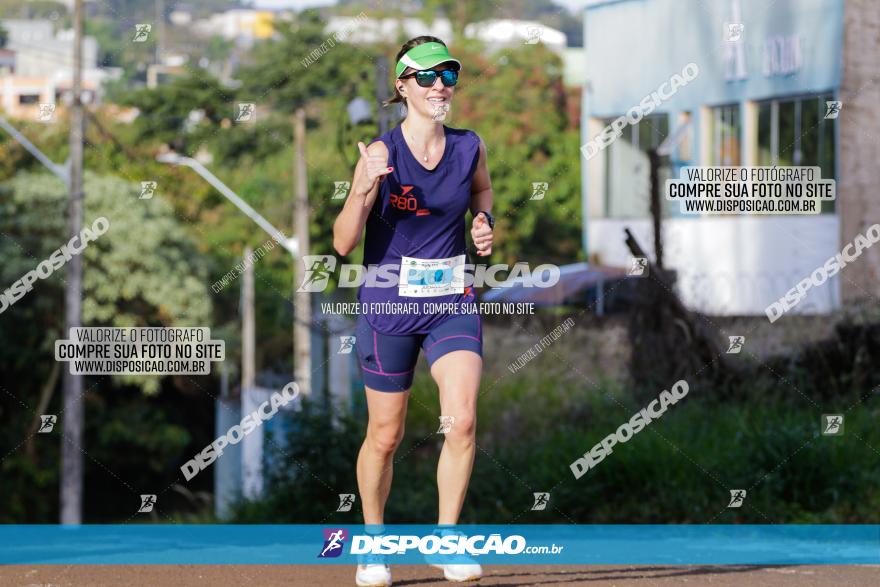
757;93;836;213
709;104;740;166
19;94;40;105
676;111;693;162
603;113;670;219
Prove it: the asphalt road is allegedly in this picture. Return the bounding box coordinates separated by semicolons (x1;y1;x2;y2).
1;565;878;586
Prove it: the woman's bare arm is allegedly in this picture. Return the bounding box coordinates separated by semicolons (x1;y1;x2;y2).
333;141;391;256
469;139;494;257
469;140;493;216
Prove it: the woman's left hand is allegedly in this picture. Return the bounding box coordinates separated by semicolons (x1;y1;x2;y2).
471;212;493;256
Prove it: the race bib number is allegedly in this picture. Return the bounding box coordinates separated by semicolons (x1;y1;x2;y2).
399;255;465;297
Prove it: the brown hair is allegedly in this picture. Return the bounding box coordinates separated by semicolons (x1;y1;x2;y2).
383;35;449;107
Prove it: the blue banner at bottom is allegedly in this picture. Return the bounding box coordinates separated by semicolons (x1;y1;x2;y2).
1;525;877;565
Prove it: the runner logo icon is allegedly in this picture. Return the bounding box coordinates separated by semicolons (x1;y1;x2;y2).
38;415;57;433
138;494;157;513
530;182;549;200
824;101;842;120
628;257;648;276
319;528;348;558
338;336;356;354
298;255;338;292
727;489;746;508
726;336;745;354
822;414;844;436
531;492;550;511
337;494;356;512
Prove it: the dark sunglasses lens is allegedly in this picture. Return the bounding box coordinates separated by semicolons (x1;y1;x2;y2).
413;70;459;87
440;70;458;86
414;71;437;87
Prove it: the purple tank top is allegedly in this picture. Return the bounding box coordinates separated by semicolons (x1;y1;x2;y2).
358;123;482;334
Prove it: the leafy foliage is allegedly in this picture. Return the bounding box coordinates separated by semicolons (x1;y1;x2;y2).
0;171;212;394
451;43;583;265
119;71;236;152
237;366;880;524
236;9;375;114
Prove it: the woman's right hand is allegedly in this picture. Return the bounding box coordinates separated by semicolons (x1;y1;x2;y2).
354;141;393;207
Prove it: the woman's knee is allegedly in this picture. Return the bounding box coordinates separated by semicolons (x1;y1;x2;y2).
443;412;475;445
367;420;405;455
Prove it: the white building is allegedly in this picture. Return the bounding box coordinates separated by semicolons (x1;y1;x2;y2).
464;19;567;53
580;0;878;316
324;15;567;53
0;18;116;119
191;9;275;47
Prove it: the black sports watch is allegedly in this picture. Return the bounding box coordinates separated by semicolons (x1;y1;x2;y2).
477;210;495;229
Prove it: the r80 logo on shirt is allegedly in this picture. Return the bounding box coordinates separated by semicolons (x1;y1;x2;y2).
390;185;430;216
390;186;417;211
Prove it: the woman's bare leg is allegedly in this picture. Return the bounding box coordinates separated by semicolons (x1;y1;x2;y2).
357;386;410;525
430;351;482;525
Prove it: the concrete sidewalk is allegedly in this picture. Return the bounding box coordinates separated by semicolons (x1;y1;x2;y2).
1;564;878;586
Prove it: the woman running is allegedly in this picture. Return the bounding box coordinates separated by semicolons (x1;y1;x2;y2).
332;36;495;586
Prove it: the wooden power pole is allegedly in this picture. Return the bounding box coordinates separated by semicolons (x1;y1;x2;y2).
61;0;85;525
242;246;255;393
293;109;311;395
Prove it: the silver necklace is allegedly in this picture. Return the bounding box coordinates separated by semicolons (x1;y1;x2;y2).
403;121;441;162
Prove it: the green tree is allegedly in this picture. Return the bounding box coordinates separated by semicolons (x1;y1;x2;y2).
451;42;583;266
236;9;374;115
0;171;215;521
119;70;236;151
0;171;212;395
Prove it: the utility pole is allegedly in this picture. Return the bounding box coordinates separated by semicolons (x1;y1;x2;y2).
375;55;390;135
240;247;257;500
241;245;265;500
242;246;255;394
293;109;311;396
61;0;84;525
155;0;165;66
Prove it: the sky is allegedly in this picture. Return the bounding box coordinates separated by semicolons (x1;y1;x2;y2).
246;0;591;14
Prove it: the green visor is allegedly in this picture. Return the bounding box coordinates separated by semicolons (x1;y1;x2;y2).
395;42;462;79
